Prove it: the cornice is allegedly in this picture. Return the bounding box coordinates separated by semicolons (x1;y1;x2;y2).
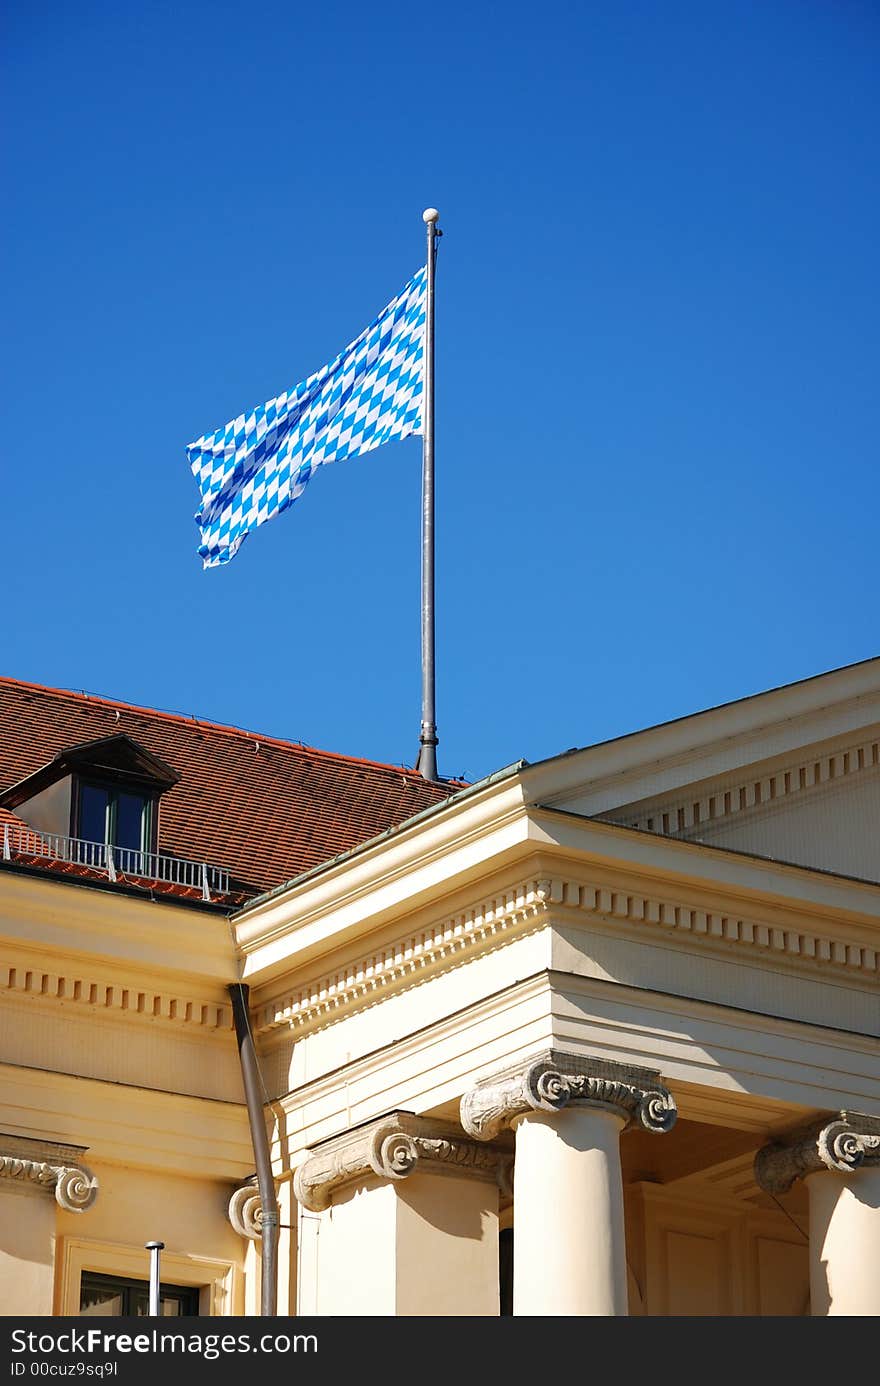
235;777;531;974
255;877;548;1037
0;959;232;1032
460;1050;677;1141
253;865;878;1042
0;1133;98;1211
755;1110;880;1193
540;874;879;974
530;810;880;921
292;1111;511;1212
0;870;237;982
522;660;880;810
607;734;880;839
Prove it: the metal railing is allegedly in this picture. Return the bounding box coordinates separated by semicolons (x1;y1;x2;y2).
1;824;230;901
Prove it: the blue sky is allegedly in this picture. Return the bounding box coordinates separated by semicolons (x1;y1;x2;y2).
3;1;878;782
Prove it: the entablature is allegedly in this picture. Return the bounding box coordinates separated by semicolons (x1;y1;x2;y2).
602;730;880;842
246;833;879;1048
0;944;233;1032
238;786;880;1011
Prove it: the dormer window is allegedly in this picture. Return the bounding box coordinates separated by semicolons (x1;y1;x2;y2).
0;735;178;866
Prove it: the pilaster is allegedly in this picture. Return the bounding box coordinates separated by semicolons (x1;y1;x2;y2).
292;1112;506;1316
0;1133;98;1212
293;1110;510;1211
0;1134;98;1317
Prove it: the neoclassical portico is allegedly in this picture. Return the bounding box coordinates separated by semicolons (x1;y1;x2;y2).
234;658;880;1317
1;646;878;1318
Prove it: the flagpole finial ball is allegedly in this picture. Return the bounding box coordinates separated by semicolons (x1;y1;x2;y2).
422;208;440;224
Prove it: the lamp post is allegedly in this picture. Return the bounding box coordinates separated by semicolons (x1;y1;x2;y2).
145;1241;164;1316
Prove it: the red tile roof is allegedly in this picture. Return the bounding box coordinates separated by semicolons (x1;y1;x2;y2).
0;677;463;902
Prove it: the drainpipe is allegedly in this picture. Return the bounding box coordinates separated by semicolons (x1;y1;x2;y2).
229;983;279;1316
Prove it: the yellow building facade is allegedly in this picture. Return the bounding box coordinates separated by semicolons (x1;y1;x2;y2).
1;659;878;1316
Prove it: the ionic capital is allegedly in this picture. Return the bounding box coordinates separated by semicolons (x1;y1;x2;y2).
755;1111;880;1195
0;1134;98;1212
228;1181;263;1240
293;1111;511;1212
460;1050;678;1142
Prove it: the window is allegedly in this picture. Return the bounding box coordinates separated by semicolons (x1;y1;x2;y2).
75;780;154;869
79;1272;199;1317
499;1227;513;1315
0;734;176;871
59;1237;236;1317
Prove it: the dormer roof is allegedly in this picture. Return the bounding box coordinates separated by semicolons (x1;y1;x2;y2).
0;733;180;810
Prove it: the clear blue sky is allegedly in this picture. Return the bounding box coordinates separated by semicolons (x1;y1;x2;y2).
3;1;878;782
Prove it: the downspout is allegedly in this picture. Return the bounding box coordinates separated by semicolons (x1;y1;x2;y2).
229;983;279;1316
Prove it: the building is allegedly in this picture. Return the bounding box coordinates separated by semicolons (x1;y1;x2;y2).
0;659;878;1317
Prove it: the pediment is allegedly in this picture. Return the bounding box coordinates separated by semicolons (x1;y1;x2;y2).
599;732;880;882
523;658;880;884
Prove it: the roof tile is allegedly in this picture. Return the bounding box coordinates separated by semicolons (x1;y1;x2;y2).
0;677;462;898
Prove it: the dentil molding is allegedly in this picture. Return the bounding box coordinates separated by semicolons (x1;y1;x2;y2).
0;1134;98;1212
0;962;231;1031
461;1050;678;1142
293;1111;512;1212
754;1110;880;1194
608;734;880;838
257;880;549;1038
255;871;878;1044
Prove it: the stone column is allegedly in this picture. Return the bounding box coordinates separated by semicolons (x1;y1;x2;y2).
755;1110;880;1317
461;1050;677;1316
292;1112;510;1317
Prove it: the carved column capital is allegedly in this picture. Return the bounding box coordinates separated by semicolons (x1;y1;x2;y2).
460;1050;678;1141
755;1111;880;1195
0;1134;98;1212
228;1180;263;1240
293;1111;511;1212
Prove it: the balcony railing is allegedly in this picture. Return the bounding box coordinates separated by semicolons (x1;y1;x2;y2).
1;824;230;901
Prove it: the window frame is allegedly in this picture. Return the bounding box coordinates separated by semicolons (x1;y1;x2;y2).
72;775;158;855
57;1237;241;1317
79;1270;200;1317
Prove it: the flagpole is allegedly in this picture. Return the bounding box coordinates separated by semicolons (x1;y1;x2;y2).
416;207;441;781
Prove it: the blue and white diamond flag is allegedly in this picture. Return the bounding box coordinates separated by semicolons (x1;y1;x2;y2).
187;266;427;567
